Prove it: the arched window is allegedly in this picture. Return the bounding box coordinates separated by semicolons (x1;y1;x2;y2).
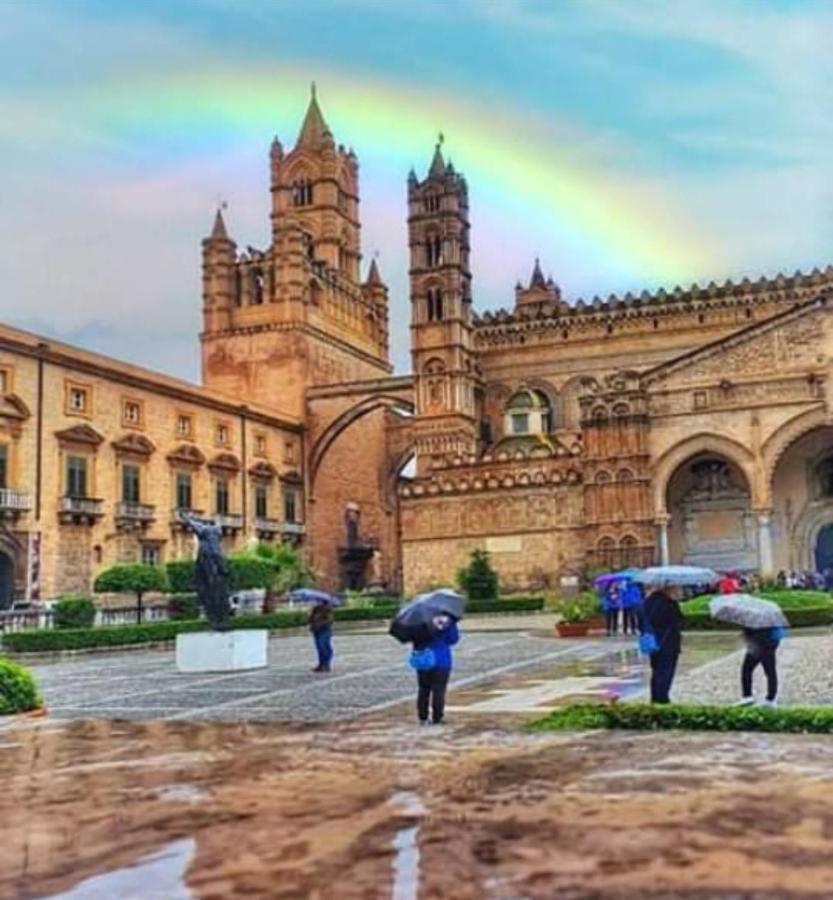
292;179;313;207
612;403;630;418
597;536;617;568
620;535;639;566
616;468;634;483
426;235;443;268
426;288;444;322
251;268;264;305
591;406;607;423
595;470;612;485
504;388;553;437
423;357;446;410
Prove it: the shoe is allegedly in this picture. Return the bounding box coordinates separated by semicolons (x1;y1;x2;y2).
419;720;430;727
312;666;323;673
758;698;778;707
734;697;755;706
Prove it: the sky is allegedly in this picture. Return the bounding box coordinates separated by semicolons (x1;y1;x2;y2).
1;0;831;379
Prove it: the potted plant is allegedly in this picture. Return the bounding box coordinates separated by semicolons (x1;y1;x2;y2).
551;593;600;637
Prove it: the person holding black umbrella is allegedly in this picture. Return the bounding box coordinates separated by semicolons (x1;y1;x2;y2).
416;613;459;725
640;584;684;704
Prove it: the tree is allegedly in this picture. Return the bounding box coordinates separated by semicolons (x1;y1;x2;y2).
94;564;169;624
457;549;499;601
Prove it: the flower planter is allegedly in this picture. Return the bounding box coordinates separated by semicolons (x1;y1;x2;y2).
556;621;591;638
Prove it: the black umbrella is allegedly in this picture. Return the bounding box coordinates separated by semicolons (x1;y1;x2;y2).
389;589;465;644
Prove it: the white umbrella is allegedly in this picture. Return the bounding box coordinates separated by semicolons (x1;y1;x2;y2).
709;593;788;629
633;565;719;587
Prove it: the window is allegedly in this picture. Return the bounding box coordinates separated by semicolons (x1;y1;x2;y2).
292;179;313;207
254;484;268;519
251;269;264;305
177;414;193;438
122;464;140;503
215;423;230;446
141;544;161;566
122;399;142;428
66;455;87;497
215;477;229;515
284;441;297;465
424;194;440;213
175;472;192;510
426;235;442;268
66;383;90;415
0;367;11;394
426;288;444;322
254;433;267;457
283;487;297;523
511;413;529;435
0;445;7;489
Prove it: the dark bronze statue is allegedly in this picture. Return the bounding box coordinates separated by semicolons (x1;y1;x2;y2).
178;511;231;630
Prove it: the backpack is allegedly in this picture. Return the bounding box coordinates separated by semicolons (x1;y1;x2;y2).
408;648;436;671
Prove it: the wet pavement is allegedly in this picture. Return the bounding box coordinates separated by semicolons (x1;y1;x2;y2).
26;626;737;723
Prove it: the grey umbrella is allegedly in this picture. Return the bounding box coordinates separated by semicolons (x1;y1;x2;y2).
389;589;465;644
709;593;788;629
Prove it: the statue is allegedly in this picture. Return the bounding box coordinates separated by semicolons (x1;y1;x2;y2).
178;511;231;630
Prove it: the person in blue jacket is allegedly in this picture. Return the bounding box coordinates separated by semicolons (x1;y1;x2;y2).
417;614;460;725
640;585;684;704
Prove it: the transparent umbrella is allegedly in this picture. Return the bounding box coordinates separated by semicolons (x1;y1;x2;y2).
633;565;719;588
709;593;788;629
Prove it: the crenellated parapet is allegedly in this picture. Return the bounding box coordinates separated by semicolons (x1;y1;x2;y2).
474;265;833;349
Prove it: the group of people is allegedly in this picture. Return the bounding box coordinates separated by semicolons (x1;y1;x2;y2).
305;598;460;725
641;582;781;706
777;569;833;591
600;580;642;636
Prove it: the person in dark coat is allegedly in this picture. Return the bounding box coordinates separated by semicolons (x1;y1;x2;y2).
736;627;781;706
307;601;334;673
417;615;460;725
640;586;684;704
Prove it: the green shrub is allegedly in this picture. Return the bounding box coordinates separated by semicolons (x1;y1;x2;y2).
0;658;41;713
2;619;209;654
53;596;96;629
682;605;833;630
165;560;196;593
530;702;833;735
168;593;199;621
249;542;314;591
683;590;833;618
457;549;499;601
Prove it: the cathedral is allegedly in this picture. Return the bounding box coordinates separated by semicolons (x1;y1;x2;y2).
1;87;832;605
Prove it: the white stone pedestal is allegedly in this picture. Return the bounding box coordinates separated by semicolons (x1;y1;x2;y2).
176;630;268;673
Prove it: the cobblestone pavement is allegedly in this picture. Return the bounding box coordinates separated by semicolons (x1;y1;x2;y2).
27;626;649;722
671;629;833;706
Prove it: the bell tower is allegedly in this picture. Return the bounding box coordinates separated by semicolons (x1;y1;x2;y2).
408;138;479;473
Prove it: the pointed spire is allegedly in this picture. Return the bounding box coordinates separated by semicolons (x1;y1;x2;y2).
429;133;446;178
210;206;228;240
296;82;331;148
366;257;383;286
530;257;546;288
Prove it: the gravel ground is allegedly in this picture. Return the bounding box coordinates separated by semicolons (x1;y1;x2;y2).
672;630;833;706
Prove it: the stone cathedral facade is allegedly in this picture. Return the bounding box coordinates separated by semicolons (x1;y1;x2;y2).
1;88;832;605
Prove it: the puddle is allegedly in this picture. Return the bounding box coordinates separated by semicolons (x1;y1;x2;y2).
45;838;195;899
390;791;426;900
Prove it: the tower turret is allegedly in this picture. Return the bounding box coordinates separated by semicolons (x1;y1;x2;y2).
408;137;479;472
201;207;236;334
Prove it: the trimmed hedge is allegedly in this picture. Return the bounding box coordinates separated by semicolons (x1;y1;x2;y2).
530;702;833;734
3;620;209;653
53;596;96;629
0;658;41;714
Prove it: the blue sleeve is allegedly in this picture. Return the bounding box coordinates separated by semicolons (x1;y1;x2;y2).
443;622;460;646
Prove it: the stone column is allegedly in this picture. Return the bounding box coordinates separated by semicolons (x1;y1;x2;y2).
655;514;671;566
757;510;774;578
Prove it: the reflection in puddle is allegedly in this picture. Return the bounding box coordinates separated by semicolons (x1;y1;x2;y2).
46;838;195;900
390;792;426;900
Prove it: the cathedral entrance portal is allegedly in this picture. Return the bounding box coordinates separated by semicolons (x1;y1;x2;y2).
815;524;833;573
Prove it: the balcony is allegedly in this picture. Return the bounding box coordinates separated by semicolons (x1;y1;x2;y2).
170;507;205;529
115;501;155;530
215;512;244;534
281;521;306;538
59;496;104;525
254;517;282;539
0;488;30;521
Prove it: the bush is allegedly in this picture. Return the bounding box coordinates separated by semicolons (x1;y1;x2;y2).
457;549;499;601
168;594;199;621
53;596;96;629
166;561;196;593
0;658;41;713
3;619;209;653
549;592;600;624
530;702;833;735
228;556;278;591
